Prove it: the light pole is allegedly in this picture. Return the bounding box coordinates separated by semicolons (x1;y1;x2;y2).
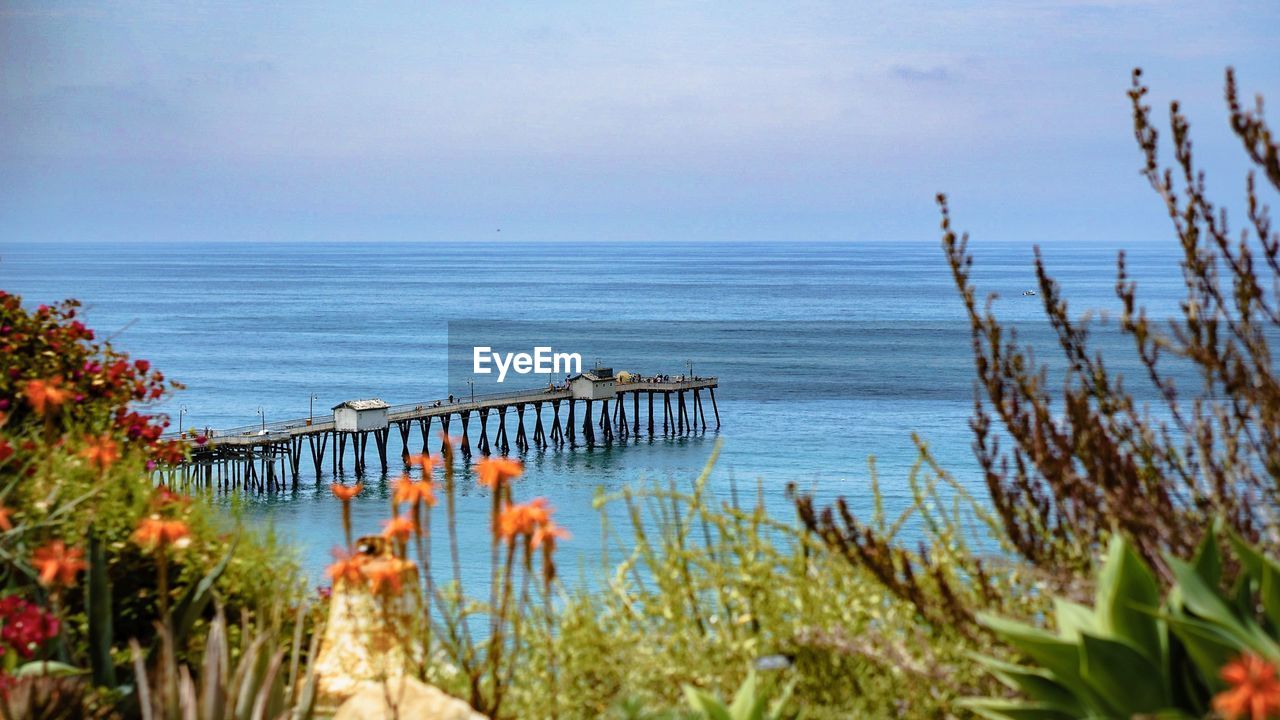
467;378;475;404
686;359;694;380
178;404;188;435
256;406;265;434
309;393;319;425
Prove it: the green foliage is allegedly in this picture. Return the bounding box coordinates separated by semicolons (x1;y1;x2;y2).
793;66;1280;719
85;528;115;688
129;602;320;720
485;447;1005;719
964;527;1280;719
683;671;793;720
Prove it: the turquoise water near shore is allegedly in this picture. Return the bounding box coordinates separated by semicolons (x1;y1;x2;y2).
0;239;1185;589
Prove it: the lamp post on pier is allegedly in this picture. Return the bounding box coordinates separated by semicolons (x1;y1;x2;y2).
686;359;694;380
467;378;475;404
309;393;319;426
256;406;265;434
178;405;187;436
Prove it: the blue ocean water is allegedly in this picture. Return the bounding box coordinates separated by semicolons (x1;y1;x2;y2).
0;240;1186;590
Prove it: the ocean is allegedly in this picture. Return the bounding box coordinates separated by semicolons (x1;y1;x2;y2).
0;239;1187;590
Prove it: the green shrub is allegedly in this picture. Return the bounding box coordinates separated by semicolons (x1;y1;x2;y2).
965;525;1280;719
489;447;1007;719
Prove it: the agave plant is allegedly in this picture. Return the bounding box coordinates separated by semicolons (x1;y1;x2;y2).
0;674;100;720
129;603;320;720
963;524;1280;719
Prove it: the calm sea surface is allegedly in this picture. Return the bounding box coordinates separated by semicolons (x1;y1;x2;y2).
0;240;1185;590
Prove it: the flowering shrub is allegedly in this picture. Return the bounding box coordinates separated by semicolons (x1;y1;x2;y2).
0;291;303;707
0;293;183;466
0;595;60;661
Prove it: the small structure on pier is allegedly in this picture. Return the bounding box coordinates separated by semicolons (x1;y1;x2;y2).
333;399;389;432
569;369;615;400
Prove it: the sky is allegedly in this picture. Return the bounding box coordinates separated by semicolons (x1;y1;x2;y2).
1;1;1277;244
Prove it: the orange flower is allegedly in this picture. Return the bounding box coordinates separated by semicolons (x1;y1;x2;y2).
474;458;523;489
330;482;363;502
1215;654;1280;720
497;497;551;540
531;520;571;550
25;377;71;415
133;516;191;549
0;505;13;532
150;485;190;510
31;540;86;588
80;433;120;470
382;514;417;541
362;557;411;594
406;453;442;476
325;547;367;587
392;476;437;508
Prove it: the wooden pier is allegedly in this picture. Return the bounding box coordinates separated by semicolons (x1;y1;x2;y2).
163;376;719;492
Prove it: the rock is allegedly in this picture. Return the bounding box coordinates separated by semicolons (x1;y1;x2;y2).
333;677;488;720
313;536;425;703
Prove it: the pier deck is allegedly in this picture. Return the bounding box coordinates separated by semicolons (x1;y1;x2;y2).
168;377;719;492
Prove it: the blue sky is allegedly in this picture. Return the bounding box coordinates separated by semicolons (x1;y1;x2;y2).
1;1;1277;244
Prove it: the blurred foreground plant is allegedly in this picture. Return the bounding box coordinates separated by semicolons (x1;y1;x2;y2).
965;526;1280;720
798;66;1280;653
130;603;320;720
318;438;565;719
486;444;1003;719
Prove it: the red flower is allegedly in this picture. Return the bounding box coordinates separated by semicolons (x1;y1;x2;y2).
381;514;417;542
31;541;86;588
0;505;13;532
24;377;71;415
497;497;551;540
531;520;571;550
1215;654;1280;720
406;453;442;477
330;483;363;502
392;476;437;508
149;485;190;510
474;458;523;489
325;547;367;587
362;557;412;594
0;595;59;659
80;433;120;470
133;516;191;550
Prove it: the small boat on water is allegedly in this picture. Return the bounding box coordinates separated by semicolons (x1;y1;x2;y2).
1023;290;1037;296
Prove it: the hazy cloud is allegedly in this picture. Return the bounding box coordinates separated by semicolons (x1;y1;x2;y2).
1;0;1277;244
890;65;954;83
